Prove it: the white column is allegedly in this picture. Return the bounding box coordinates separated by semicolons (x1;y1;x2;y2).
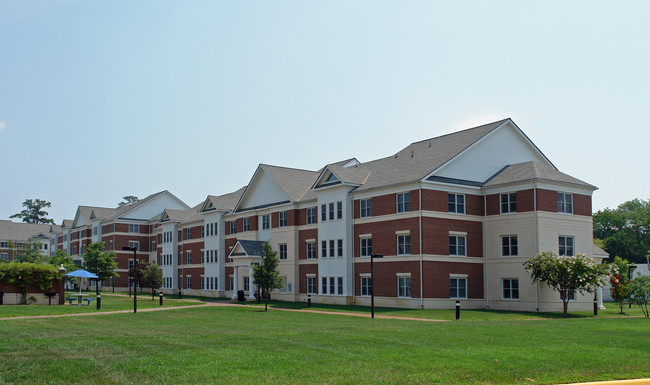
598;286;606;309
232;266;239;300
248;264;256;299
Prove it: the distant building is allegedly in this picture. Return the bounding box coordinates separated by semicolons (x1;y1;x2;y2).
42;119;603;312
0;220;60;261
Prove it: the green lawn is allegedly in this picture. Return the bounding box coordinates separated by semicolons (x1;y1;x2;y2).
0;292;201;318
0;304;648;384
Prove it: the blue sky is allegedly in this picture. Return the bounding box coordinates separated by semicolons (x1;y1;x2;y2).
1;1;648;223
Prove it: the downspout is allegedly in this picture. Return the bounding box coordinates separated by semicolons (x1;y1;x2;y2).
483;190;489;310
534;185;540;312
419;183;423;310
351;196;355;306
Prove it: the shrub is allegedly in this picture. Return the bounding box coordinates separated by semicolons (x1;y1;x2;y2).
0;262;64;304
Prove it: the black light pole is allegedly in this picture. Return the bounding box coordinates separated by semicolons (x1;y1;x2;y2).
123;247;138;313
370;253;383;318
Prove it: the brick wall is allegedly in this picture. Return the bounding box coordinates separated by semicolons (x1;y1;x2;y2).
354;217;420;257
298;264;318;293
421;217;483;257
298;229;318;259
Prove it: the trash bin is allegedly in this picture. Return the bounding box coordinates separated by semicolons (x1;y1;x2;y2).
237;290;245;302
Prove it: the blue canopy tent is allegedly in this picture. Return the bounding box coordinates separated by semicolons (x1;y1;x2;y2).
64;269;99;293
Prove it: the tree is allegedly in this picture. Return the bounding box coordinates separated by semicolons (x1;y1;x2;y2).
0;262;63;304
629;275;650;317
118;196;139;206
524;251;609;315
593;199;650;263
10;199;55;224
16;241;47;264
608;256;632;314
82;242;118;293
252;242;284;312
47;249;77;285
139;263;163;299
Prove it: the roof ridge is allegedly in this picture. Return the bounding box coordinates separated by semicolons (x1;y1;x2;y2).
409;118;510;146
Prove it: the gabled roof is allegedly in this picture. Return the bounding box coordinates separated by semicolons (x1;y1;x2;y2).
313;158;370;190
159;203;203;225
73;205;113;228
483;161;596;189
61;219;73;228
0;220;62;242
593;243;609;257
201;186;247;213
229;240;266;257
106;190;189;221
348;119;509;192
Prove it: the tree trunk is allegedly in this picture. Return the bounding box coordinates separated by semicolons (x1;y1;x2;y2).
563;298;568;315
265;297;268;312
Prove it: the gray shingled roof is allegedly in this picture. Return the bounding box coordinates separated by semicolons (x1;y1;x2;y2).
593;243;609;257
0;220;61;242
162;203;203;224
259;164;320;202
236;240;266;256
341;119;508;192
206;186;247;212
484;161;596;189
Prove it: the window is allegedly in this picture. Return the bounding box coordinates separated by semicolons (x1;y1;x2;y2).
337;239;343;257
279;211;287;227
449;235;466;256
243;217;250;232
397;234;411;255
329;277;335;295
279;244;287;260
450;277;467;299
361;237;372;257
186;251;192;265
128;224;139;233
501;236;518;257
187;276;192;290
306;242;316;259
243;277;250;292
307;277;316;294
337;277;343;295
128;241;139;251
229;275;234;291
0;253;8;261
503;279;519;299
329;203;335;220
201;251;205;264
337;202;343;219
360;199;372;218
262;215;270;230
501;193;517;213
229;221;236;234
397;192;410;213
558;193;573;214
360;276;371;296
306;208;316;224
186;228;192;240
321;277;327;294
0;241;7;248
201;277;205;290
448;193;465;214
93;227;98;235
559;236;574;256
321;205;327;221
211;223;216;236
152;241;156;251
398;276;411;298
329;240;335;258
201;225;205;238
321;240;327;258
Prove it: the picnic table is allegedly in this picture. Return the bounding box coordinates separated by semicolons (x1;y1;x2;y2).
65;293;95;306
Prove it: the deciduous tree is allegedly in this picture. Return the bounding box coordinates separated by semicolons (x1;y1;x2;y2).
629;275;650;317
608;256;632;314
118;196;139;206
594;199;650;263
252;242;284;312
82;242;118;293
10;199;55;224
524;251;609;315
139;263;163;299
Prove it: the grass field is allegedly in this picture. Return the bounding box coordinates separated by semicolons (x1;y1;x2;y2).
0;300;649;384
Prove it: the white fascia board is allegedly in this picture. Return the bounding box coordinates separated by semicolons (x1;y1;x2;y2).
532;181;597;195
420;180;482;195
234;165;292;212
349;182;420;200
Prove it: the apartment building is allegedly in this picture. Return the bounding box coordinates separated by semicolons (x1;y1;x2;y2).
41;119;601;312
0;220;60;261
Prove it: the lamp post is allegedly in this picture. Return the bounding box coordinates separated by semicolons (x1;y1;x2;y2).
122;246;138;313
370;253;383;318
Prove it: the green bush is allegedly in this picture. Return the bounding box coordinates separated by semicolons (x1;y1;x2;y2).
0;262;64;304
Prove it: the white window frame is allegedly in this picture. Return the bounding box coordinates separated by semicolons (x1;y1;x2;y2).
306;242;316;259
360;199;372;218
128;241;139;251
500;193;517;214
229;221;236;234
262;215;270;230
448;193;465;214
559;236;574;256
360;237;372;257
360;275;372;296
336;201;343;219
397;275;412;298
450;277;467;299
306;208;316;225
279;211;287;227
279;243;287;260
557;192;573;214
128;224;139;233
306;276;316;294
501;235;518;257
397;234;411;256
502;278;519;300
449;235;466;256
243;217;250;232
397;192;410;213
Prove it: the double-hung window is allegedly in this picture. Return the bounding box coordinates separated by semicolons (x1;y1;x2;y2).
229;221;236;234
397;276;411;298
501;236;518;256
321;205;327;221
360;199;372;217
306;242;316;259
557;193;573;214
450;277;467;299
186;228;192;240
128;241;139;251
279;244;287;260
397;234;411;255
321;241;327;258
337;239;343;257
559;236;574;256
448;193;465;214
337;277;343;295
279;212;287;227
397;192;410;213
243;218;250;232
329;240;335;258
307;276;316;294
306;208;316;224
360;237;372;257
262;215;270;230
321;277;327;294
337;202;343;219
449;235;466;256
329;203;335;220
501;193;517;213
186;251;192;265
360;276;372;296
502;278;519;299
129;224;139;233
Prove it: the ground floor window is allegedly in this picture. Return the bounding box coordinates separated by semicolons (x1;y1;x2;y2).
450;277;467;299
243;276;250;292
397;276;411;298
229;275;234;291
502;278;519;299
186;277;192;290
321;276;343;295
360;276;371;296
307;276;316;294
